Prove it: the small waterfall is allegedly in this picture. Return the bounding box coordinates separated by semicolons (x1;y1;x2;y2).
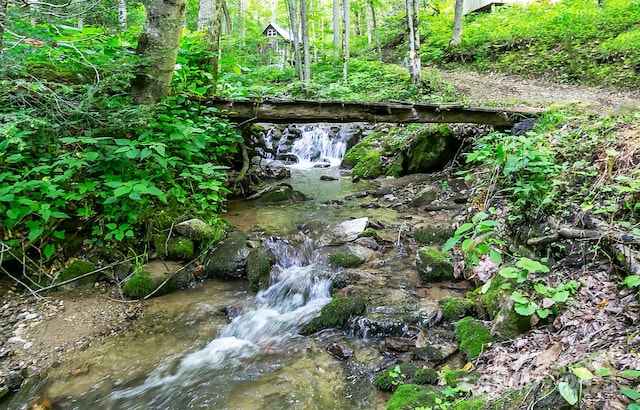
106;235;332;408
289;125;347;168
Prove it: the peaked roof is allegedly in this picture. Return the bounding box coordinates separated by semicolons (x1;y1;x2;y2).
261;21;295;42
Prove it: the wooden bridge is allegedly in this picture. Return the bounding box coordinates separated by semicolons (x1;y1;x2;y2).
204;98;538;127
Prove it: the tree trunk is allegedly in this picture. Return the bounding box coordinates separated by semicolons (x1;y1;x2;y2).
130;0;187;105
238;0;246;39
0;0;8;53
286;0;303;81
300;0;311;82
198;0;222;95
368;0;381;64
271;0;277;21
342;0;350;83
117;0;127;31
221;0;232;34
332;0;340;60
450;0;463;46
405;0;421;83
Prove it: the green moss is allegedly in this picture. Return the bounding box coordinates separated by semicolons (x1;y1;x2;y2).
381;126;413;155
154;236;195;260
441;297;476;321
445;369;481;388
385;155;405;178
246;249;273;292
57;260;98;288
411;346;444;362
454;317;493;360
415;246;454;283
300;294;366;335
386;384;439;410
341;132;382;168
359;228;381;241
352;149;382;180
405;124;455;173
454;398;485;410
413;367;439;385
480;274;513;318
329;251;364;268
122;270;177;299
413;227;455;245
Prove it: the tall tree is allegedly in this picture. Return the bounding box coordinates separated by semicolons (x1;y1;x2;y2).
198;0;223;95
450;0;463;46
341;0;350;82
368;0;381;64
405;0;420;83
117;0;127;30
0;0;8;53
130;0;187;104
332;0;339;60
286;0;303;80
300;0;310;81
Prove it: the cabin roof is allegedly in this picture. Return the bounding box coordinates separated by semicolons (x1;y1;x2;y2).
261;22;295;42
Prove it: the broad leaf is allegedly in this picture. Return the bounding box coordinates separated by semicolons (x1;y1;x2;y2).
572;367;595;380
442;236;460;252
514;302;537;316
558;381;578;405
620;370;640;378
620;388;640;401
516;257;550;273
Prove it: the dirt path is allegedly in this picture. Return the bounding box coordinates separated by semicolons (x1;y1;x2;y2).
439;68;640;113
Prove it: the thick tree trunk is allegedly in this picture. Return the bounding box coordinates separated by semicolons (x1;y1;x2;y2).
130;0;187;105
450;0;464;46
332;0;339;60
286;0;303;81
0;0;8;53
405;0;421;83
342;0;350;83
300;0;310;82
118;0;127;30
198;0;223;95
221;0;232;34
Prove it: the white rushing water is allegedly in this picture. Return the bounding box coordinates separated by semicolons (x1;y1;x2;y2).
289;125;347;168
104;236;333;409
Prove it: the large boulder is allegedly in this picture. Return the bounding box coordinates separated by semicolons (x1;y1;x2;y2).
415;246;454;283
404;124;458;173
250;183;306;204
203;231;250;280
175;218;223;241
246;247;275;292
352;150;382;180
56;260;98;290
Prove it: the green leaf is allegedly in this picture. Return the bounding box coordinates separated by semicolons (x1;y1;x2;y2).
114;186;130;197
481;278;493;294
572;367;595;380
489;249;502;263
595;368;613;376
623;275;640;288
534;283;550;296
552;290;570;303
516;257;550;273
558;381;578;405
476;243;489;254
628;403;640;410
620;388;640;401
510;291;530;304
514;302;537;316
536;308;551;318
53;230;65;239
85;151;99;161
27;222;44;242
499;267;520;279
461;238;474;251
478;220;501;230
454;223;474;236
442;236;460;252
620;370;640;378
44;244;55;260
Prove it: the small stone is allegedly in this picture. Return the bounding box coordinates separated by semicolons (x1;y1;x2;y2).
6;370;24;391
8;336;26;344
24;313;39;321
327;343;353;360
23;342;33;350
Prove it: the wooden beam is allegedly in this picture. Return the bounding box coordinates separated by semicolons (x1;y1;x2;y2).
204;98;538;126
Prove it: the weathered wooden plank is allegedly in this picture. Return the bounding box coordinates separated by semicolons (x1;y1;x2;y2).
204;98;538;126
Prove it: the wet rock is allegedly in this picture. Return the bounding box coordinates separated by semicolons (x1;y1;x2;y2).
252;184;306;204
313;161;331;168
175;218;221;241
490;297;531;341
381;337;414;353
325;217;369;244
329;252;364;268
0;385;9;400
300;294;366;335
327;343;353;360
246;248;275;292
415;247;454;283
320;175;339;181
6;371;24;391
354;237;380;250
404;124;459;173
153;236;194;261
56;260;98;290
410;186;438;207
204;231;250;280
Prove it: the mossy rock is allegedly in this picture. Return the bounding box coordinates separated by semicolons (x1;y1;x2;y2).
386;384;440;410
256;184;307;204
415;246;454;283
413;226;455;245
411;346;445;362
359;228;381;241
444;369;481;388
441;297;476;321
352;149;382;180
385;154;405;178
404;124;457;173
154;236;195;260
374;362;422;392
246;248;274;292
122;270;177;299
413;367;439;385
491;297;532;341
57;260;98;289
203;231;249;280
300;294;366;335
341;132;382;168
480;274;514;318
175;218;225;242
454;317;493;360
26;61;91;84
329;251;364;268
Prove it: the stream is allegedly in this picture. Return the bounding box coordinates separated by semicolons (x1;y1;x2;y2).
10;124;463;410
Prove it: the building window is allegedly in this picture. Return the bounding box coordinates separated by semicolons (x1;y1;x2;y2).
267;28;277;36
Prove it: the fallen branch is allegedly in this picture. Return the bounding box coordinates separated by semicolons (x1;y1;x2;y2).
527;227;640;246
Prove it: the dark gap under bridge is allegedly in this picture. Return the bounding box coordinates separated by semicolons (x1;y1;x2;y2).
203;98;541;127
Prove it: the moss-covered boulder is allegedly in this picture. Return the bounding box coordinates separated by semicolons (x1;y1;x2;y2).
441;297;476;321
404;124;457;173
300;294;367;335
352;150;382;180
491;297;532;341
329;251;364;268
341;132;382;168
246;248;274;292
374;362;423;392
122;270;177;299
413;226;455;245
444;369;481;388
454;317;493;360
57;260;98;289
410;186;438;207
411;346;445;362
203;231;249;280
415;246;454;283
254;184;307;204
413;367;439;385
480;274;514;318
386;384;440;410
359;228;381;242
385;154;405;177
154;236;195;261
175;218;225;241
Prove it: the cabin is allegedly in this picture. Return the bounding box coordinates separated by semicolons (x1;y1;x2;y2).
260;22;297;66
463;0;528;16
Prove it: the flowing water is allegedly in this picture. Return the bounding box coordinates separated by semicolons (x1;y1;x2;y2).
11;124;400;409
